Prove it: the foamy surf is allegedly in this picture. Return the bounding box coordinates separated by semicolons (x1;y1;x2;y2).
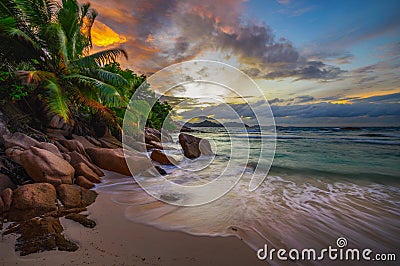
96;127;400;264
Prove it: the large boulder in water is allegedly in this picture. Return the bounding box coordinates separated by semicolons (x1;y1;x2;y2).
20;146;74;186
8;183;57;221
178;133;213;159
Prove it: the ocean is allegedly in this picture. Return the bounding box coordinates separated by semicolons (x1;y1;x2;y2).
97;127;400;263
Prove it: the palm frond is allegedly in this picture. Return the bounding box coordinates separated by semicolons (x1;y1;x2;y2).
75;49;128;68
15;70;55;84
79;2;90;22
15;0;56;27
54;23;69;67
80;3;97;49
57;0;80;60
45;79;69;120
66;74;127;107
0;17;47;66
75;92;118;125
94;69;129;88
40;23;70;68
0;17;42;51
0;0;20;18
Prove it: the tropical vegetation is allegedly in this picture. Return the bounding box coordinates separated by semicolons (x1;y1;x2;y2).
0;0;173;136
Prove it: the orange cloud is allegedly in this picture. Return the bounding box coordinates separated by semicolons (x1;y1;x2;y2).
353;90;400;99
330;99;352;105
91;20;127;47
328;90;400;105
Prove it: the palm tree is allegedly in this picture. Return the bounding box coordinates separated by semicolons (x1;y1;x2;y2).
0;0;128;124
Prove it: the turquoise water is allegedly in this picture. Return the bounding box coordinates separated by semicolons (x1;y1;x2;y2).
271;127;400;180
98;127;400;263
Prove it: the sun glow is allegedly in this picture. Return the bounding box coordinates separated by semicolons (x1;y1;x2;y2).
91;21;127;47
330;99;353;105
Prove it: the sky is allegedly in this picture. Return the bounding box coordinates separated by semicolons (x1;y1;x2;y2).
87;0;400;126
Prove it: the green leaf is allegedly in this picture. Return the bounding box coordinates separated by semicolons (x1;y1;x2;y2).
66;74;127;107
45;79;69;120
94;69;129;88
74;49;128;68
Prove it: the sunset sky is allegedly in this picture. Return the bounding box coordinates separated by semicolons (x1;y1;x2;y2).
88;0;400;126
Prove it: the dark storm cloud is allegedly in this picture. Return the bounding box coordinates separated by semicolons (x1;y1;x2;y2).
261;60;345;81
217;25;299;63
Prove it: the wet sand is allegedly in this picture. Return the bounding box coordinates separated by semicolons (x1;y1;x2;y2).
0;191;265;266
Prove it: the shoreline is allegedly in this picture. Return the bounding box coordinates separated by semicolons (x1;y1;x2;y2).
0;188;265;266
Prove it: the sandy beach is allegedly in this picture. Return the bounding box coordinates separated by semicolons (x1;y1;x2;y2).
0;190;265;266
0;0;399;265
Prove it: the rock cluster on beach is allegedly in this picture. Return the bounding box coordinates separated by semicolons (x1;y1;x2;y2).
0;128;104;255
178;133;213;159
0;115;213;256
0;125;109;255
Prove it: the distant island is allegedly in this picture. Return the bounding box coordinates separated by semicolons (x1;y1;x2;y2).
185;119;261;130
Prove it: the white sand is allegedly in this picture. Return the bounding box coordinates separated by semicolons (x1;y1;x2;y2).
0;191;265;265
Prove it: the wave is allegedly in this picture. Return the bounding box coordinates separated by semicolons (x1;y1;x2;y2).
228;132;400;142
266;165;400;181
352;139;400;145
358;133;400;138
98;170;400;258
277;135;313;140
240;135;400;145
